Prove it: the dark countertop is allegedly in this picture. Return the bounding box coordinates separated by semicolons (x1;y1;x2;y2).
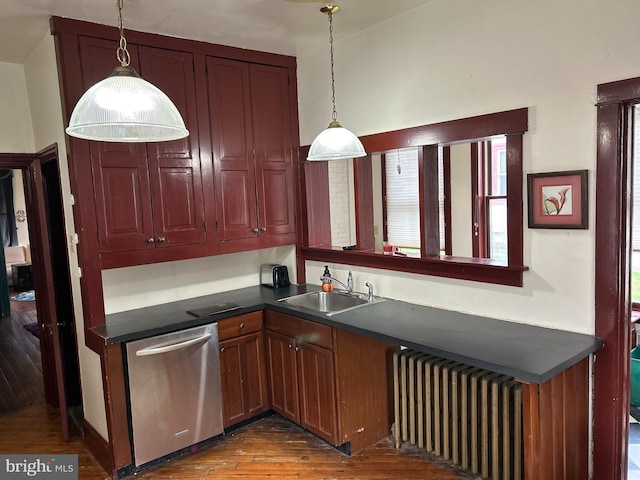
97;284;603;384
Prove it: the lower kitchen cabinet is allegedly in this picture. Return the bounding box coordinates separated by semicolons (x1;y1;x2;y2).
297;340;338;443
218;312;269;428
265;310;397;452
265;329;300;424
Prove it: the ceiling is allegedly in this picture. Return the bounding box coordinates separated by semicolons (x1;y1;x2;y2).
0;0;434;64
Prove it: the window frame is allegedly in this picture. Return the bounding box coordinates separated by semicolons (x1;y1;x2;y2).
298;108;529;287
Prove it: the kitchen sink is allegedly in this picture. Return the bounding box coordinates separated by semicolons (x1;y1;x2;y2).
277;290;384;316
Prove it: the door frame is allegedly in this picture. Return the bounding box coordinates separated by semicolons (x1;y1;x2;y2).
0;145;80;440
593;77;640;479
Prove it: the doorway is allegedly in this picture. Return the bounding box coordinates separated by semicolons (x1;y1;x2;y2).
0;146;82;440
594;77;640;479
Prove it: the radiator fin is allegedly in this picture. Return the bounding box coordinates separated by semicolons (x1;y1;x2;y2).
393;349;523;480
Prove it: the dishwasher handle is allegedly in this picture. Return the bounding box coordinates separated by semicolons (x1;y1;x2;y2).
135;333;212;357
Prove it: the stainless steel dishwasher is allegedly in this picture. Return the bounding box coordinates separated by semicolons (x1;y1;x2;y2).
125;323;224;467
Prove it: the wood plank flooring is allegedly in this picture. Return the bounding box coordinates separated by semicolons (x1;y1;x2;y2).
0;407;477;480
0;293;43;413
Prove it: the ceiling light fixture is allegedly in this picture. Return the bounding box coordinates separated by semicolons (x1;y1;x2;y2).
307;4;366;161
65;0;189;143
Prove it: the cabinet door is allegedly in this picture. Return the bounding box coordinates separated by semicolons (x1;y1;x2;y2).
242;332;269;419
139;46;206;247
265;330;299;423
250;64;295;237
219;332;268;428
297;342;338;444
79;37;154;253
206;57;258;241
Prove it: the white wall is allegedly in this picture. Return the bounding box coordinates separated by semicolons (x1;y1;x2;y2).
102;245;297;313
12;170;30;248
0;62;34;152
297;0;640;335
450;143;473;257
23;33;109;441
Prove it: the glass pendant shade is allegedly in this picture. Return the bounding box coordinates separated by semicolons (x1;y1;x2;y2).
307;121;366;161
66;66;189;143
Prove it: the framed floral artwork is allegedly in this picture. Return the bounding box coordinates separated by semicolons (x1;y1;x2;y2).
527;169;588;229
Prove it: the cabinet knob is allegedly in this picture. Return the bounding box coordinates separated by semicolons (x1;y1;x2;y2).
295;346;300;352
157;236;166;243
260;227;267;232
147;237;155;243
239;323;245;329
252;228;259;233
288;344;293;349
220;347;225;352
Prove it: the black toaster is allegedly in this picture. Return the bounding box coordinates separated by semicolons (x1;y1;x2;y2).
261;264;290;288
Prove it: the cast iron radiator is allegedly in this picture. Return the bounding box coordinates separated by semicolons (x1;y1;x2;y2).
393;349;523;480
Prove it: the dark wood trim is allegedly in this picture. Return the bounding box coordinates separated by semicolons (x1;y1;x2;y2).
506;134;524;267
597;75;640;105
470;142;483;258
420;145;440;257
358;108;528;154
83;419;115;479
353;155;374;251
101;344;132;471
442;147;452;256
300;159;331;248
593;78;636;479
380;154;389;242
50;17;297;70
301;247;527;287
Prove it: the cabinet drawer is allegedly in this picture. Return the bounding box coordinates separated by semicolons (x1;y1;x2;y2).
218;311;263;341
265;310;333;350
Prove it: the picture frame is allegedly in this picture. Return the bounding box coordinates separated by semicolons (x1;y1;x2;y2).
527;169;588;229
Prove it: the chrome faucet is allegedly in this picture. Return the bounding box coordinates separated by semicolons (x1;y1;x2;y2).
365;282;374;302
320;275;353;294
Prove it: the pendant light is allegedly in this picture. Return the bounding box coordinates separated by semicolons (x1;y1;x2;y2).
307;4;366;161
65;0;189;143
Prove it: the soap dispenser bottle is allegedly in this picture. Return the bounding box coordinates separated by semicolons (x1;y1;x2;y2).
322;265;333;292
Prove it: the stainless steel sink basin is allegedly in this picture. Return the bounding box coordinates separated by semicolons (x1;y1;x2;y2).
277;291;384;316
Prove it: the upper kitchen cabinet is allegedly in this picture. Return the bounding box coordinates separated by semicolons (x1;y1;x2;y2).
53;17;299;276
78;37;207;259
206;58;296;249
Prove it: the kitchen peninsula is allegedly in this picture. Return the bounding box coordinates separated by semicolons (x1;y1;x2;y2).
96;284;602;479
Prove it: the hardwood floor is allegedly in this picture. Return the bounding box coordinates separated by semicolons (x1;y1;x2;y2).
0;407;474;480
0;291;43;413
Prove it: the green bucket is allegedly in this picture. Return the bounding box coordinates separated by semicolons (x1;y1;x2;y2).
631;347;640;406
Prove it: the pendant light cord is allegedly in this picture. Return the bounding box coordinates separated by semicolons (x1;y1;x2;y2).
116;0;131;67
328;10;337;123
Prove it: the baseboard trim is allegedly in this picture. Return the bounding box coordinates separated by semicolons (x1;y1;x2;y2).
83;419;116;479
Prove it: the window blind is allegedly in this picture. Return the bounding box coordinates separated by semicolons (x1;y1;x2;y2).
385;148;420;248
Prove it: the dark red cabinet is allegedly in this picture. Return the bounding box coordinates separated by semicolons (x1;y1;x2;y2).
206;58;295;243
79;37;206;254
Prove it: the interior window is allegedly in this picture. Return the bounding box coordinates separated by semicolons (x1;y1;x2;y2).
300;107;528;287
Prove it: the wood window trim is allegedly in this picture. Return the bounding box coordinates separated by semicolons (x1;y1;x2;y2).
298;108;528;287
